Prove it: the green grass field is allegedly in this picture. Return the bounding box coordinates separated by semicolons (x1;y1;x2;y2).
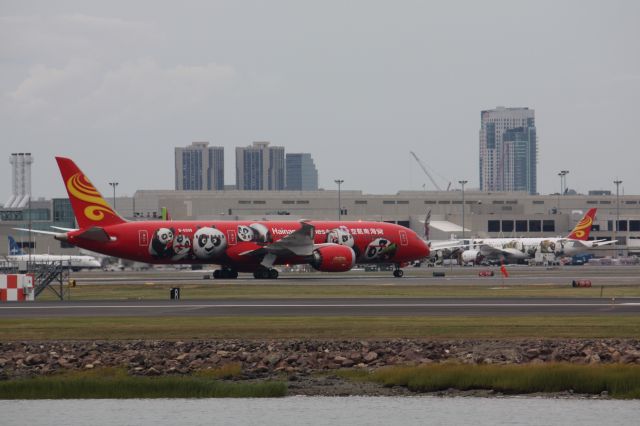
0;367;286;399
38;282;640;301
340;363;640;399
2;315;639;341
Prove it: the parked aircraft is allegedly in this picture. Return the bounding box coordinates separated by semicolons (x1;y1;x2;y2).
6;236;102;271
456;208;616;264
16;157;430;279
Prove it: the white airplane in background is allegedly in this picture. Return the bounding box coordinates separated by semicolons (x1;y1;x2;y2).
6;236;102;271
421;208;616;264
456;208;616;264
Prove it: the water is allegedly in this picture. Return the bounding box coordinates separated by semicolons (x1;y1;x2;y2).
1;397;638;426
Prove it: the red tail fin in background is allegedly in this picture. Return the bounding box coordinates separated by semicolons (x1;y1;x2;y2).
55;157;126;229
567;208;597;241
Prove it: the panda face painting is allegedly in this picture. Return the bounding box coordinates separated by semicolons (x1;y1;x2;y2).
172;234;192;260
237;225;255;242
326;227;354;248
149;227;174;258
193;227;227;259
249;223;271;243
364;238;397;261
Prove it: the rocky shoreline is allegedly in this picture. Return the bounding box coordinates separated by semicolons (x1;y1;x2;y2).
2;339;639;396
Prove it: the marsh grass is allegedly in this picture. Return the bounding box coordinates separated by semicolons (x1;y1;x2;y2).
345;363;640;399
2;316;639;341
0;367;286;399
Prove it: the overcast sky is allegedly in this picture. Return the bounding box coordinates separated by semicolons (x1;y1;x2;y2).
1;0;639;202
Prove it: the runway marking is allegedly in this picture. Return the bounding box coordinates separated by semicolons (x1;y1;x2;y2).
0;303;634;309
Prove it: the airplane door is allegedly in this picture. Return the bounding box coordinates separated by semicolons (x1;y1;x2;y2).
139;230;149;246
227;230;237;246
399;230;409;246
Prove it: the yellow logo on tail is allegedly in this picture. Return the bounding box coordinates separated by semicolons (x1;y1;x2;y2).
571;216;593;239
66;173;116;222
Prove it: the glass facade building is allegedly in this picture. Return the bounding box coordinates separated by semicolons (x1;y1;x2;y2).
236;142;285;190
479;107;538;194
286;153;318;191
174;142;224;190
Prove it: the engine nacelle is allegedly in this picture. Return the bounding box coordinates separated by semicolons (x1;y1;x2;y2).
310;245;356;272
461;250;482;264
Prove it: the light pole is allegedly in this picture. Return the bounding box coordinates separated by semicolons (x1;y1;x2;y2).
561;170;569;195
557;170;568;213
458;180;468;240
334;179;344;221
109;182;119;211
614;179;622;258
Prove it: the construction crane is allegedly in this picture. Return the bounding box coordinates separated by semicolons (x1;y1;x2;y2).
410;151;451;191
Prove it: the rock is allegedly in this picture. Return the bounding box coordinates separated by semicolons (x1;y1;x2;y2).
84;364;94;369
364;352;378;362
146;367;161;376
588;354;601;364
265;354;281;365
175;353;189;361
525;348;540;358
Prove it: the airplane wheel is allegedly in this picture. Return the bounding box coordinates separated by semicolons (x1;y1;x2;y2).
268;269;279;279
254;269;269;279
213;270;221;279
393;269;404;278
230;270;239;279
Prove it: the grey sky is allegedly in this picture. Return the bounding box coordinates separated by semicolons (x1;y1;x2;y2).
1;0;639;202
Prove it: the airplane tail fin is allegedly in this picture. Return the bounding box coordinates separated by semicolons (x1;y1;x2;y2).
55;157;126;230
8;236;24;255
424;209;431;240
567;208;597;241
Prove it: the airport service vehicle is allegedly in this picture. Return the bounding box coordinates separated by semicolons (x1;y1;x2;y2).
6;236;102;271
17;157;430;279
456;208;616;264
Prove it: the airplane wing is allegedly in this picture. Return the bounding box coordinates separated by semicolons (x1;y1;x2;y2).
572;239;618;248
476;244;523;259
240;222;316;258
51;226;78;232
429;240;464;251
13;227;64;237
75;227;112;243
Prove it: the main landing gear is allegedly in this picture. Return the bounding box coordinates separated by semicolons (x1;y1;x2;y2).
393;265;404;278
213;268;238;279
253;268;279;280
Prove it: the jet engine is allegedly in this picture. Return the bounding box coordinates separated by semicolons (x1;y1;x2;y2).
310;245;356;272
461;250;483;264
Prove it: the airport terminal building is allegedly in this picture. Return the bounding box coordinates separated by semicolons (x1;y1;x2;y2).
2;189;638;257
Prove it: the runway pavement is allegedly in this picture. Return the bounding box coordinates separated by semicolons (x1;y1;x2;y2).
70;265;640;286
1;297;639;318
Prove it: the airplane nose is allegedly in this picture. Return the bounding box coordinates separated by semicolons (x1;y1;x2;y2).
417;236;430;259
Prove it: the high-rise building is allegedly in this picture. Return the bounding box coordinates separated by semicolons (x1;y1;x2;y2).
286;153;318;191
174;142;224;190
479;107;537;194
236;142;285;190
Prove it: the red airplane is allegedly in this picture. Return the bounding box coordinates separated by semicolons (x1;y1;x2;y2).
21;157;430;279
